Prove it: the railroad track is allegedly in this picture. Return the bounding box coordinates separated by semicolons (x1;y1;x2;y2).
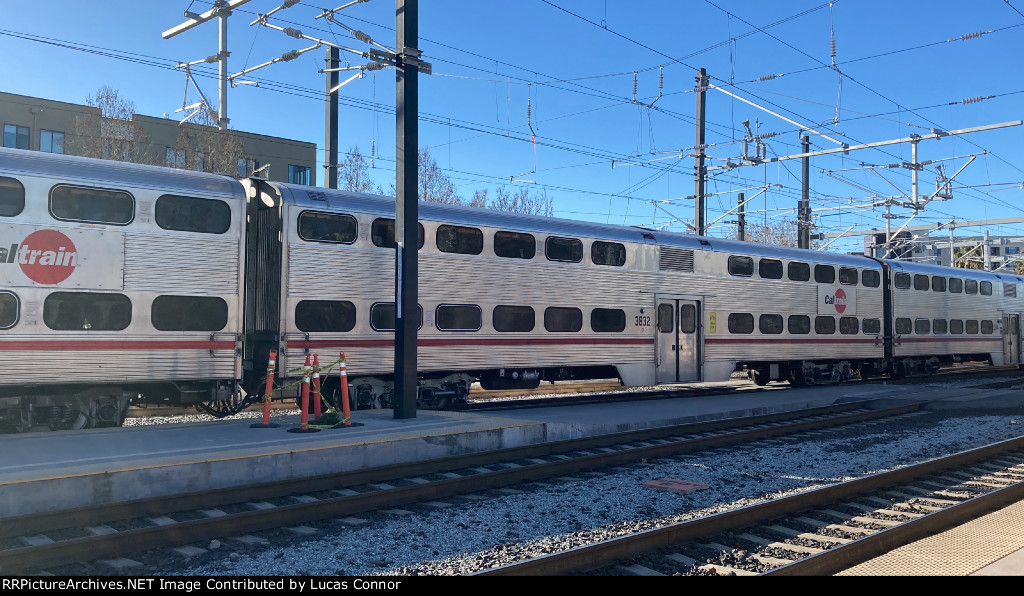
0;401;920;575
473;435;1024;576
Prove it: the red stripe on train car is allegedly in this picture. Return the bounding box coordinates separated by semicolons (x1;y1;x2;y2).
290;337;656;349
0;340;237;351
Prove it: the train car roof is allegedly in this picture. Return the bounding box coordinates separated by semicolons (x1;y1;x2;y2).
883;258;1023;283
0;146;243;198
652;230;883;269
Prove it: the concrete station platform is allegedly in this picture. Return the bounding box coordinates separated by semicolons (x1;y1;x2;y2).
1;378;1023;576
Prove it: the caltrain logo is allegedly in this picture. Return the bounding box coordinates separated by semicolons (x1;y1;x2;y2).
1;230;79;284
825;288;848;314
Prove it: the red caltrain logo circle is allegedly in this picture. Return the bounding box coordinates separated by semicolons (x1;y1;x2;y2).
18;229;79;284
834;288;847;314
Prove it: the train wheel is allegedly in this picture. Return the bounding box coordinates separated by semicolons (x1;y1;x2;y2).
749;368;770;386
196;392;252;418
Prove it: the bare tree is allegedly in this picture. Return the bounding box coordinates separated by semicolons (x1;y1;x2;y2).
337;146;384;194
170;108;247;176
486;186;554;216
417;147;462;204
66;86;154;164
744;218;821;249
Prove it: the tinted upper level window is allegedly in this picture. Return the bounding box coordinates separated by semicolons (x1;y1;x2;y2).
728;255;753;277
913;274;929;291
788;262;810;281
839;267;858;285
862;270;880;288
932;276;946;292
948;278;963;293
50;185;134;225
894;273;911;289
371;218;424;249
0;176;25;217
980;281;993;296
965;279;978;294
297;211;356;243
494;231;535;259
814;264;835;284
437;225;483;255
592;241;626;266
43;292;131;331
156;195;231;234
759;258;783;279
545;237;583;262
152;295;228;331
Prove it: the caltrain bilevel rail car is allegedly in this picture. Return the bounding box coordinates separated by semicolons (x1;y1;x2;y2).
1;146;1022;432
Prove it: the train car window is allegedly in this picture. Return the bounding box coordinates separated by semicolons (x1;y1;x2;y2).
0;291;19;329
915;318;931;334
494;231;536;259
813;265;835;284
156;195;231;234
863;318;881;334
840;317;859;335
437;304;483;331
728;255;753;277
0;176;25;217
862;270;880;288
965;279;978;294
788;314;810;334
1004;283;1017;298
814;316;836;334
295;300;356;332
151;295;227;331
788;262;810;281
43;292;131;331
982;320;994;334
966;320;980;334
436;225;483;255
492;305;535;332
950;319;964;334
657;304;674;333
758;258;783;279
758;314;783;334
980;281;993;295
931;276;946;292
933;319;948;334
894;273;911;289
591;308;626;333
369;302;423;331
727;313;754;334
592;241;626;267
545;237;583;263
296;211;356;244
729;256;753;276
50;185;134;225
839;267;858;285
371;218;425;249
895;318;912;335
544;306;583;332
679;304;696;333
948;278;963;293
913;275;929;291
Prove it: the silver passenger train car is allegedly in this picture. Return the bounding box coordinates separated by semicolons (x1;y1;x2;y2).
0;147;1020;431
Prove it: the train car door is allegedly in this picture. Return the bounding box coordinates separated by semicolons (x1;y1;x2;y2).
1003;314;1021;365
655;298;701;383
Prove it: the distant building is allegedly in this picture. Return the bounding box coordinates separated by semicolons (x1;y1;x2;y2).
862;227;1024;272
0;91;316;185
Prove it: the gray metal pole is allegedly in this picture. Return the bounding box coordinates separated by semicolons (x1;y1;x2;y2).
799;135;810;249
394;0;419;419
694;68;708;236
218;7;229;129
325;46;339;189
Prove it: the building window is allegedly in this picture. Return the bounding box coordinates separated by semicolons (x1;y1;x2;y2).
3;124;29;149
166;147;185;169
43;292;132;331
295;300;356;332
39;130;64;154
288;164;311;185
152;295;227;331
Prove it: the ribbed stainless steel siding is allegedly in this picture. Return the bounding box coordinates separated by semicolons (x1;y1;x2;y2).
124;235;240;294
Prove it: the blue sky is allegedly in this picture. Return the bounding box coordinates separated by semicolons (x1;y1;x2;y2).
2;0;1023;255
